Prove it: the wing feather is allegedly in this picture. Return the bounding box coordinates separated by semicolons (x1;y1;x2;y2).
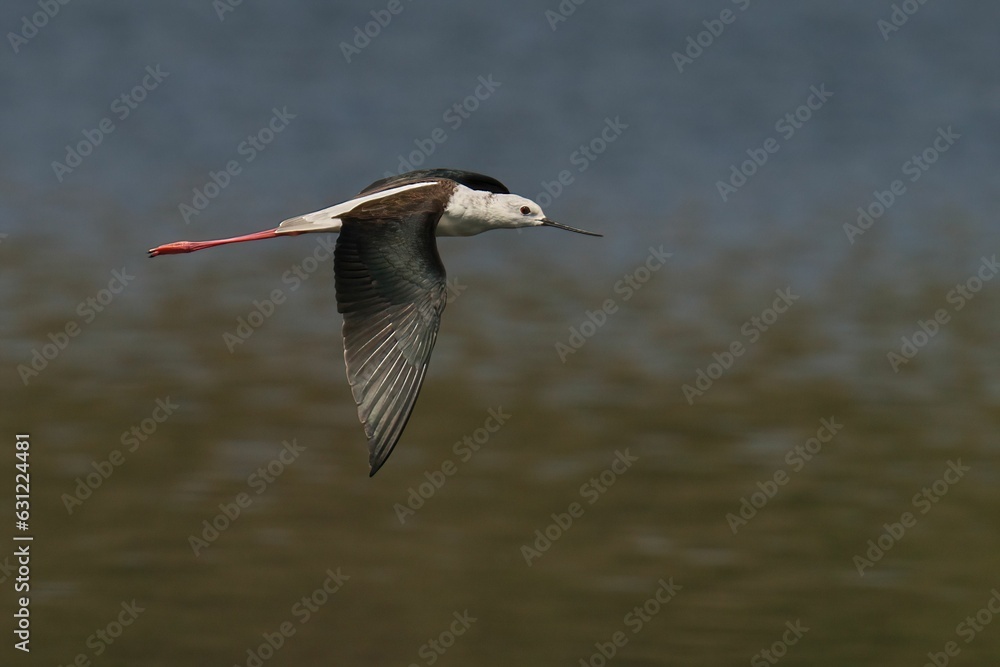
334;203;448;476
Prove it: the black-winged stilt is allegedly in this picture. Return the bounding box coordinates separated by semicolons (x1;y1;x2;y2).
149;169;601;475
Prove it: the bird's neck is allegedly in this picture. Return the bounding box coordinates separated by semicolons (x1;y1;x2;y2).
436;185;498;237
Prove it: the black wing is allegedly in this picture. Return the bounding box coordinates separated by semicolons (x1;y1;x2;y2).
358;169;510;196
334;207;448;476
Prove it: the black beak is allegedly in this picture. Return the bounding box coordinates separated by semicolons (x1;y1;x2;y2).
540;218;602;237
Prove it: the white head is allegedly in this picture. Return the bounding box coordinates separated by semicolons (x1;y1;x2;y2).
438;185;602;237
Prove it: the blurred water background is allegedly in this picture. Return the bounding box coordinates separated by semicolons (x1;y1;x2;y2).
2;1;999;665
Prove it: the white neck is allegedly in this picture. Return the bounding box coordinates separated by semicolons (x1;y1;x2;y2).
436;185;500;237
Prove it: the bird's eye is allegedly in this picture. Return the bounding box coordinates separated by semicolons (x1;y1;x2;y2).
520;205;532;215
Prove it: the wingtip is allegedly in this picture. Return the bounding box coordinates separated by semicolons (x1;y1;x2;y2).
368;448;383;477
368;447;394;477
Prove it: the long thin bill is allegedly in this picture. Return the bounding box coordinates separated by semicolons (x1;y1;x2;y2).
148;228;285;257
540;218;602;237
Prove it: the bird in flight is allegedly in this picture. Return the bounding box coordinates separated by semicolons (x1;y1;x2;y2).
149;169;601;475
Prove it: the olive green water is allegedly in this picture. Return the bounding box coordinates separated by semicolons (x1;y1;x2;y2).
3;216;999;666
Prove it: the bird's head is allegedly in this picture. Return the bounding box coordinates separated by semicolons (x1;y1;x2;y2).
437;184;602;237
488;193;603;236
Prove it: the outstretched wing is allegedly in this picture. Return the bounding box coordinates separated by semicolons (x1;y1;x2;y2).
334;204;449;476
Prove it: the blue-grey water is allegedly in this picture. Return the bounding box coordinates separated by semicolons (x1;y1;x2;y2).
2;2;999;665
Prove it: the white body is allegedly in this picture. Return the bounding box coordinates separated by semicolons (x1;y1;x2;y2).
274;181;551;238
